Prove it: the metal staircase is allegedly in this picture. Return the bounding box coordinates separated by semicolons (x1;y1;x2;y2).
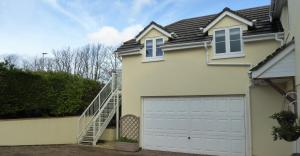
77;72;121;145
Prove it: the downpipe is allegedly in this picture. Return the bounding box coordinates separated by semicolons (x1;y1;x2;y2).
275;33;284;46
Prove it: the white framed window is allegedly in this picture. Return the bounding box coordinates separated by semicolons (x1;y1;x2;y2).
144;37;164;61
213;27;243;58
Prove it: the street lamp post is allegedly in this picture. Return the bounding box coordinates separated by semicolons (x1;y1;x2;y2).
42;52;48;71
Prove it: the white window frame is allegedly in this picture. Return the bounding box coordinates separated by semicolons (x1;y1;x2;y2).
212;26;244;59
144;37;164;62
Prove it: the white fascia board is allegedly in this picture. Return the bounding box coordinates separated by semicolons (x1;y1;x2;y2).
136;24;172;42
117;49;142;57
243;32;284;42
251;43;295;78
203;11;253;33
161;42;208;51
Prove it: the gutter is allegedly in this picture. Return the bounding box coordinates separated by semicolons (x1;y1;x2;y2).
161;41;206;51
116;48;142;57
162;33;285;52
243;32;284;43
275;33;284;46
117;32;284;63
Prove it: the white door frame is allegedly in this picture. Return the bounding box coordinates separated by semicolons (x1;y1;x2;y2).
140;95;250;156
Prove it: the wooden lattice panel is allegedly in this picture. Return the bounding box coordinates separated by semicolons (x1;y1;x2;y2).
120;114;139;141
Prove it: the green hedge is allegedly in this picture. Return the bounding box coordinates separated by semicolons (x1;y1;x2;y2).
0;62;102;119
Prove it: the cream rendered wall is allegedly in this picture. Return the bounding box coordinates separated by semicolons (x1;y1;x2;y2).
208;16;248;35
250;85;292;156
121;17;284;156
122;36;280;117
0;117;115;146
0;117;78;145
207;41;279;64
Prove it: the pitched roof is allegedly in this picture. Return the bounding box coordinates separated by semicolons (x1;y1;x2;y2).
250;39;295;72
116;5;283;53
135;21;171;41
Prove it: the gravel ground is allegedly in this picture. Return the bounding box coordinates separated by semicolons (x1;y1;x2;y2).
0;145;205;156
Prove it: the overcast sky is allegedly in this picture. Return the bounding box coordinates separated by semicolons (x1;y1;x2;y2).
0;0;270;58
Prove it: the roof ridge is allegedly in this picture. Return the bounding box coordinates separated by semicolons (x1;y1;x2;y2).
166;5;270;28
236;4;270;12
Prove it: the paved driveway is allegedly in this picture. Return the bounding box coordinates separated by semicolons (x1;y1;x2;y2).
0;145;207;156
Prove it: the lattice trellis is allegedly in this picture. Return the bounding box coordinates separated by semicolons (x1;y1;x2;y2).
120;114;140;141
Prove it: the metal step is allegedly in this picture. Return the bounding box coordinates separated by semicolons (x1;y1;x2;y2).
80;141;93;145
78;90;120;146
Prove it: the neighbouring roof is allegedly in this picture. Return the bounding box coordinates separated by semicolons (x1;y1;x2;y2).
271;0;288;19
250;39;295;72
116;5;283;54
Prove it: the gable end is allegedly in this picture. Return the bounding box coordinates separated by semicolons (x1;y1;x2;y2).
135;21;172;42
203;8;253;33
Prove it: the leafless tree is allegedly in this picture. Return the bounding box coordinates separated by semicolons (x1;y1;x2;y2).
3;54;18;66
15;43;120;82
52;47;73;73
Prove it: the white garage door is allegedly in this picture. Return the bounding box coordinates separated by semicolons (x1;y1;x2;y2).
142;96;246;156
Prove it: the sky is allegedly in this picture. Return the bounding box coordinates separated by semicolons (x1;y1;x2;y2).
0;0;270;58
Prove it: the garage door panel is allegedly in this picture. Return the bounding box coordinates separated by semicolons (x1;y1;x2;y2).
231;119;245;134
143;135;189;151
231;139;246;156
205;138;229;152
144;130;190;152
143;96;246;156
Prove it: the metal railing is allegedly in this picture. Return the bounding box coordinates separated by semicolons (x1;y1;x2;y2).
91;89;120;145
77;72;121;142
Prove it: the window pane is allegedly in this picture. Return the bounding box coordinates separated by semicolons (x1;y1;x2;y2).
156;48;163;56
230;28;241;40
230;40;241;52
146;40;153;47
230;28;241;52
215;30;226;54
216;42;226;54
156;38;163;56
146;40;153;57
215;30;225;42
156;38;163;45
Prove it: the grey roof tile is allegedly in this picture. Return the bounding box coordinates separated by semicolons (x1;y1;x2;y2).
116;5;283;53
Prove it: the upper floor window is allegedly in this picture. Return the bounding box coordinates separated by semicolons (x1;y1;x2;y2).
145;38;164;59
214;27;243;57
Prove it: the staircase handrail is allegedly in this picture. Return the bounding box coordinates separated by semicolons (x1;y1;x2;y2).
77;71;122;144
92;90;120;143
79;77;113;118
77;77;114;140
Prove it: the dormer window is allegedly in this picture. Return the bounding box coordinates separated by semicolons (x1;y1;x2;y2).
145;38;164;60
213;27;244;58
